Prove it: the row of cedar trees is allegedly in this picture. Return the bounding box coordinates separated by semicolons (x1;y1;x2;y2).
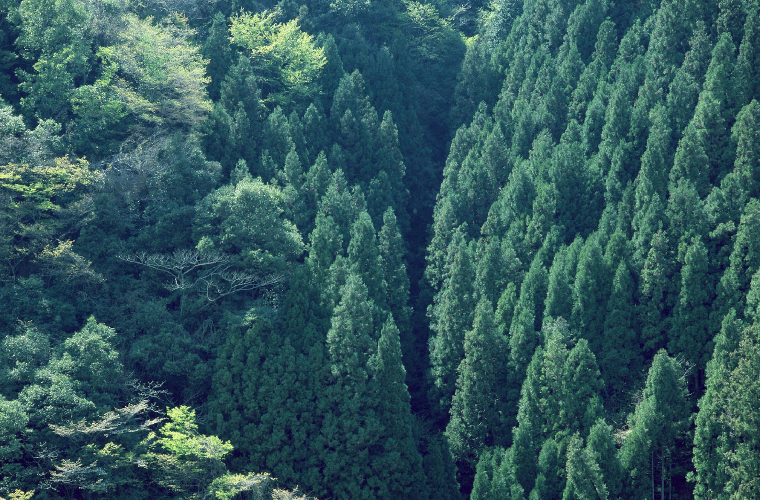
433;0;760;498
0;0;759;498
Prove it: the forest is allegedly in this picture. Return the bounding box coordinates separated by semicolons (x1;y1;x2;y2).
1;0;759;497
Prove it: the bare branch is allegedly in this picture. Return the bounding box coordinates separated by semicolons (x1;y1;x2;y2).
49;400;165;443
117;249;284;301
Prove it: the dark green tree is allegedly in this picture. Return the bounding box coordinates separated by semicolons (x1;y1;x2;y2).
638;230;675;358
319;272;378;500
731;100;760;200
735;1;760;105
620;350;690;500
562;433;608;500
690;310;744;500
366;316;428;499
507;256;549;418
559;339;604;441
446;297;510;468
586;420;623;499
203;12;233;101
428;226;476;418
601;261;642;402
378;208;414;371
423;435;460;500
571;234;609;355
529;438;563;500
347;210;386;313
716;199;760;321
669;237;712;391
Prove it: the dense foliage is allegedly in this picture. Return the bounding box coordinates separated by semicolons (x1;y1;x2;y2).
1;0;759;498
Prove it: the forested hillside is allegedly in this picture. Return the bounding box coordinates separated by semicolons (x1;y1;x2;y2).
1;0;759;498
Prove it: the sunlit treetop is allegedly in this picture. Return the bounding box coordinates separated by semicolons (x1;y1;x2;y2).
230;11;326;107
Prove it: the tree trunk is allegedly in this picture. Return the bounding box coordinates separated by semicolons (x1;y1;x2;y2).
652;451;655;500
661;452;665;500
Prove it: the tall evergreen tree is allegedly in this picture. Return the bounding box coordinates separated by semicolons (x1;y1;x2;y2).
586;420;623;499
507;256;549;417
428;227;476;419
620;350;690;500
670;237;712;390
544;244;575;323
731;100;760;200
423;435;461;500
529;438;563;500
720;322;760;499
667;22;711;141
735;1;760;105
716;199;760;321
638;230;675;358
319;272;379;500
203;12;233;102
366;315;428;499
601;260;642;402
347;210;386;315
378;208;411;351
571;234;609;355
691;310;744;500
446;297;510;467
562;433;608;500
559;339;604;441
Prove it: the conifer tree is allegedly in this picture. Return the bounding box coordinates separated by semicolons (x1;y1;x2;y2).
586;420;623;499
639;104;674;201
372;111;409;230
347;210;386;315
717;0;747;46
571;235;608;355
208;316;270;470
319;169;365;246
559;339;604;440
562;433;608;500
735;1;760;106
302;103;327;164
306;212;343;283
544;244;575;323
720;323;760;498
691;310;744;500
620;350;690;500
666;175;708;263
203;12;233;101
446;297;510;467
316;33;344;103
529;438;563;500
475;236;518;309
428;227;476;419
670;237;712;390
667;22;711;140
496;282;518;336
552;120;594;238
601;260;642;402
261;107;296;178
471;447;506;500
692;32;738;185
220;54;264;124
731;100;760;200
423;435;461;500
508;257;548;413
319;272;379;500
367;316;428;499
378;208;412;350
716;199;760;321
638;230;675;358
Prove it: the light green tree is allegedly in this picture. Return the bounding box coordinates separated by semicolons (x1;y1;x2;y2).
230;11;325;107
